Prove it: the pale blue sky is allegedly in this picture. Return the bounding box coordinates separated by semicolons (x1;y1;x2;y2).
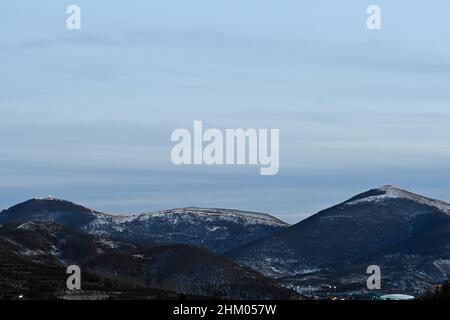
1;1;450;223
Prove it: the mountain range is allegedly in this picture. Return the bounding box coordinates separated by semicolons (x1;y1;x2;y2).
0;199;287;253
1;185;449;299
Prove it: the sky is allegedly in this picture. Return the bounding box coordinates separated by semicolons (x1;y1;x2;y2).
1;1;450;223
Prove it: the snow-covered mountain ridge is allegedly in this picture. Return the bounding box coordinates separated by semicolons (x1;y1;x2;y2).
0;198;289;253
345;185;450;215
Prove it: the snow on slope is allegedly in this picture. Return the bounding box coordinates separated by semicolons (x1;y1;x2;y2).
345;185;450;215
131;207;288;227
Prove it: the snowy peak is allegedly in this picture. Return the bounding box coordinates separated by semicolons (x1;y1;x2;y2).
379;184;426;199
345;185;450;215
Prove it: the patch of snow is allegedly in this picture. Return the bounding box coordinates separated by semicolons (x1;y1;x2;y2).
268;266;283;274
49;244;59;256
207;226;222;232
99;239;120;249
17;221;37;230
433;259;450;276
4;238;21;247
20;249;46;256
115;215;137;223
